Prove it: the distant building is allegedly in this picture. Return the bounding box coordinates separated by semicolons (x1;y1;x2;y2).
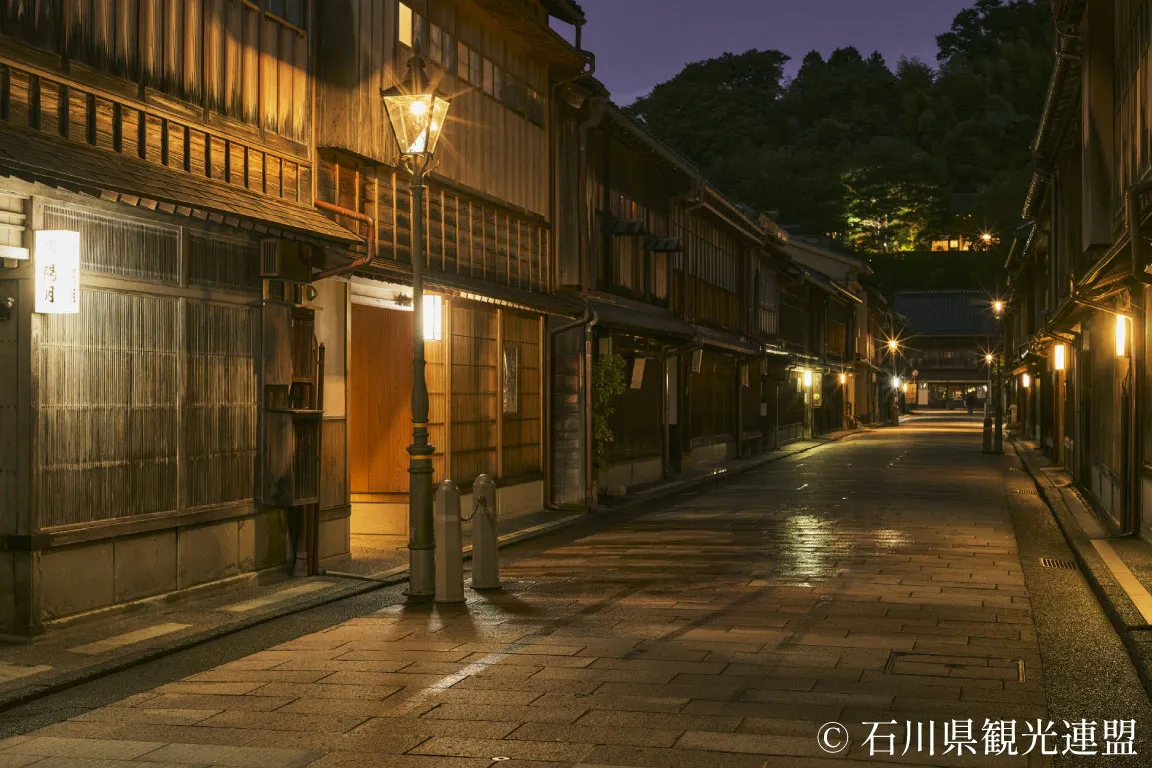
893;291;998;409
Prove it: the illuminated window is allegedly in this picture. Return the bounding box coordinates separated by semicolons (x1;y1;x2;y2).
430;24;443;63
931;240;949;252
267;0;305;27
470;50;481;86
398;2;413;47
457;41;470;80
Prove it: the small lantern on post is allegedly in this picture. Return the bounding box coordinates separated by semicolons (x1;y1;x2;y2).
381;53;453;601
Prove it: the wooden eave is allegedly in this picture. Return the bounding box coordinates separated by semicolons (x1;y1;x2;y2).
0;121;359;247
471;0;586;66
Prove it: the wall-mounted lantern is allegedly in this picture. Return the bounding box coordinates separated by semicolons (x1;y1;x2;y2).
1054;343;1066;371
1116;315;1129;358
423;293;443;341
1022;373;1031;388
34;230;80;315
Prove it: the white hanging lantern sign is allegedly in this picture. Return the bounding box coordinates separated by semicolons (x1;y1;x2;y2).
34;230;80;314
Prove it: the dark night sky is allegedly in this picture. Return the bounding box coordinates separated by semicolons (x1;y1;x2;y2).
554;0;975;105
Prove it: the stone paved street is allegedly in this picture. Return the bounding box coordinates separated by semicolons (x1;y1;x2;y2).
3;414;1151;767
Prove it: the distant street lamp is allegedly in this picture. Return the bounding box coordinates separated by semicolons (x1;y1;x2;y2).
888;337;900;426
382;52;452;600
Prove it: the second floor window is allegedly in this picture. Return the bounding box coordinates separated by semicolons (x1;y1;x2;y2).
266;0;305;28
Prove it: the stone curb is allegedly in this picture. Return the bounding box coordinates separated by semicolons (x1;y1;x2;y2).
1010;438;1152;698
0;428;868;714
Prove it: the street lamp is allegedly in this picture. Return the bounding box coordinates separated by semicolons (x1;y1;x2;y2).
887;338;900;426
382;53;452;600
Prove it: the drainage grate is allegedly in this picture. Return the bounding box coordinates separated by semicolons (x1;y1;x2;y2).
1014;488;1039;496
1040;557;1077;570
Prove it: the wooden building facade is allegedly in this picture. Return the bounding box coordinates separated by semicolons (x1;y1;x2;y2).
1006;0;1152;539
0;0;364;635
308;0;587;541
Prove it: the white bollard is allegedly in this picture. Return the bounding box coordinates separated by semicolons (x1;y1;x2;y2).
470;474;501;590
434;480;465;604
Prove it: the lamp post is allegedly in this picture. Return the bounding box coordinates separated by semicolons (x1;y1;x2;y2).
382;53;452;600
888;338;900;426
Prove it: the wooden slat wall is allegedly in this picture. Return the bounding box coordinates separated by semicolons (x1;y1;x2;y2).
184;300;259;508
0;59;311;203
450;302;497;482
6;0;309;145
320;418;349;509
500;311;541;477
319;156;549;294
1115;0;1152;219
314;0;549;216
38;289;182;526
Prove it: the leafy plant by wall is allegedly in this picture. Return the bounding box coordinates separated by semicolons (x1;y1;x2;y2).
591;353;628;473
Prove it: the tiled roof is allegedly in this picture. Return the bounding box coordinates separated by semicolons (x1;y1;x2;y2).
0;121;359;245
893;290;998;337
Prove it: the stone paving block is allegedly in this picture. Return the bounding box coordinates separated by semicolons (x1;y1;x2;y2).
276;698;437;718
0;738;165;761
0;754;46;767
351;716;521;740
74;708;222;726
676;730;827;757
410;736;594;762
305;754;492;768
3;760;208;768
196;710;369;733
449;676;601;695
247;682;402;701
185;669;335;684
135;694;295;712
529;666;674;684
575;709;739;733
578;744;767;768
105;725;264;746
142;743;324;767
153;681;271;696
593;680;745;701
422;703;588;724
529;693;687;714
508;723;681;748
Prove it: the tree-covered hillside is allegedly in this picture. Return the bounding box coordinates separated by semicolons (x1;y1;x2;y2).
624;0;1052;281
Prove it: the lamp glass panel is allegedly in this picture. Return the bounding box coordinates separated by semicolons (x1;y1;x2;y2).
384;94;435;155
1054;344;1066;371
423;294;443;341
426;97;451;154
1116;315;1128;358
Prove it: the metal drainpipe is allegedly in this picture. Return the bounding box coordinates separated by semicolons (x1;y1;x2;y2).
1124;180;1152;535
312;200;375;280
545;307;596;509
583;313;600;508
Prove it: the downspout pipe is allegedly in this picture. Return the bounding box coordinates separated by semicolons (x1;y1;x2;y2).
1124;179;1152;535
545;308;598;511
312;200;375;280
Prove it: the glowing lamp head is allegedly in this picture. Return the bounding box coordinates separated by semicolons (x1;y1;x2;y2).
1022;373;1031;388
985;353;994;364
421;293;443;341
992;299;1004;317
1116;314;1129;358
892;376;901;389
1054;343;1066;371
802;370;813;388
981;232;994;244
838;372;847;385
382;54;452;159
